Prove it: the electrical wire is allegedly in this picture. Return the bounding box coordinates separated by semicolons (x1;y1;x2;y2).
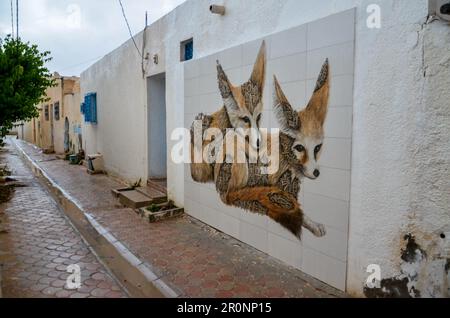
10;0;14;37
118;0;143;58
58;55;104;73
16;0;19;39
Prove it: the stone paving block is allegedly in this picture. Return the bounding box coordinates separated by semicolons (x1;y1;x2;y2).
0;140;126;298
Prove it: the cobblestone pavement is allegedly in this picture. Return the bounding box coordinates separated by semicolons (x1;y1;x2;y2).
13;139;345;298
0;140;127;298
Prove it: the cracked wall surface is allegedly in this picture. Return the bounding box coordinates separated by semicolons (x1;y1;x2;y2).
348;1;450;297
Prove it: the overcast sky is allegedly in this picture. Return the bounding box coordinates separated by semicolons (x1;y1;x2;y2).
0;0;186;76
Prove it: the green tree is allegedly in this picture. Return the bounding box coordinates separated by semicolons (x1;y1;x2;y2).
0;35;54;140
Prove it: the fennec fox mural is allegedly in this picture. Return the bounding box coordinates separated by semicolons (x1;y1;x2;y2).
214;59;330;239
190;41;266;183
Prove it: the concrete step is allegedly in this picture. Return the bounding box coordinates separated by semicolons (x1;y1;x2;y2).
135;187;166;203
118;190;154;209
147;179;167;195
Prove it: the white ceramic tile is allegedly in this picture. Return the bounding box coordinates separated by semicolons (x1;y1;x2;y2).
182;10;355;292
239;220;268;253
198;74;217;95
268;233;303;269
224;205;248;220
260;110;271;129
202;182;217;193
319;137;352;170
240;64;253;84
301;247;347;290
185;181;219;211
303;226;348;262
199;54;217;76
324;107;353;138
277;80;307;109
218;45;243;70
184;96;196;116
306;75;354;108
270;24;307;59
183;112;196;130
197;93;222;115
267;218;299;243
239;210;268;230
224;67;242;85
202;206;222;230
242;37;271;66
184;60;199;79
307;41;354;79
303;191;349;236
184;163;192;181
214;211;241;238
269;112;281;130
268;53;307;84
303;167;351;202
262;77;274;113
184;77;198;97
307;9;355;51
184;197;207;222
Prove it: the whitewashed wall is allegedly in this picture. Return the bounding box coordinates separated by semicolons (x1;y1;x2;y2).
81;0;450;296
183;9;355;291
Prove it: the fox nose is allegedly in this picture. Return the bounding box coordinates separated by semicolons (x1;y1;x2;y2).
313;169;320;178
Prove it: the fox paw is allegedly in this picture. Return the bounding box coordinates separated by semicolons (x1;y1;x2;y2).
310;222;326;237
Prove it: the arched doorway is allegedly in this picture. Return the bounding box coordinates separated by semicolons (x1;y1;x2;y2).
64;117;70;153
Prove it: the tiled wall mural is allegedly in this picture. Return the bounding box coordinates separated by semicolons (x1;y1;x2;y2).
184;9;355;290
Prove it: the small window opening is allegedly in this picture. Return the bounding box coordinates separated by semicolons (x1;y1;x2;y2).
181;38;194;62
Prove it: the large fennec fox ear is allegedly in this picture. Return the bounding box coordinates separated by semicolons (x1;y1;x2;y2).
304;59;330;126
249;40;266;93
217;61;239;113
273;75;300;137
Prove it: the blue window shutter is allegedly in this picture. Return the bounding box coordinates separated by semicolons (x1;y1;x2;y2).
85;95;91;122
82;93;97;124
91;93;97;124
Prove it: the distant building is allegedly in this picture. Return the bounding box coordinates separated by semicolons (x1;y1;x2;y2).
21;73;83;155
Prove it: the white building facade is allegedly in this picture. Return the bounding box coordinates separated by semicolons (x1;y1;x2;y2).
81;0;450;297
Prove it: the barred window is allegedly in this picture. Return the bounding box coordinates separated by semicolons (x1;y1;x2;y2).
54;102;60;121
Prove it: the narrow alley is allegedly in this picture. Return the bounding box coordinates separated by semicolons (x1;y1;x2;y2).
0;139;126;298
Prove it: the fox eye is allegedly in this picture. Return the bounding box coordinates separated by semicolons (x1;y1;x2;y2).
294;144;305;153
314;144;323;153
241;116;251;124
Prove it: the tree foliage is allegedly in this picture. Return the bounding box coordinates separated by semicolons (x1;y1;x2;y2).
0;36;54;138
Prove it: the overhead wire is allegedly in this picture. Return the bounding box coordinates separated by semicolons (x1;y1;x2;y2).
118;0;143;58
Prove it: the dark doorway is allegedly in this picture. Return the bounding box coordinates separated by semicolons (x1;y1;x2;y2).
147;73;167;182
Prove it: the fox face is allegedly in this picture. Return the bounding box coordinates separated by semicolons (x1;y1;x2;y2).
217;41;266;150
274;59;330;180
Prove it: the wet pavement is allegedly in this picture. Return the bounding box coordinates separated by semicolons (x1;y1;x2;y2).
0;139;127;298
9;138;345;298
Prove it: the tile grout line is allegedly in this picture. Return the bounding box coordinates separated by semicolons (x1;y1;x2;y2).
13;139;179;298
